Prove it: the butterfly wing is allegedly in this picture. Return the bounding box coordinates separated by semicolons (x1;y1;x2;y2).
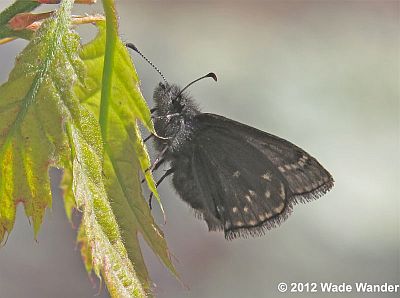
171;113;334;239
197;114;334;199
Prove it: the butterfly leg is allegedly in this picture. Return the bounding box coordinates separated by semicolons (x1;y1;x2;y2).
148;146;168;172
141;145;169;183
141;157;165;183
143;130;170;143
151;113;180;121
143;134;154;143
149;168;175;209
142;108;160;141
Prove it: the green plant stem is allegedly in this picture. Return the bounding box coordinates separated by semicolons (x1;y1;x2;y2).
100;0;118;141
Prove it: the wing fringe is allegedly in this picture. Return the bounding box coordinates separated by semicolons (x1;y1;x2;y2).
224;176;334;240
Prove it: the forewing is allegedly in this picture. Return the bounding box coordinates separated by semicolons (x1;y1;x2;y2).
196;114;334;202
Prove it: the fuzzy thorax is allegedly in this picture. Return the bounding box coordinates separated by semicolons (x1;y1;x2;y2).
152;82;200;154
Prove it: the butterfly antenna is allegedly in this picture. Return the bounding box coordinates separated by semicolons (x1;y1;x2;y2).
126;43;168;84
177;72;218;98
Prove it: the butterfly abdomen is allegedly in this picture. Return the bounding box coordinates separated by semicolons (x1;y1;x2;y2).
171;153;224;231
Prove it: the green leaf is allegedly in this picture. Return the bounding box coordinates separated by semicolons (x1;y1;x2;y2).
0;0;76;241
77;222;93;273
68;106;146;297
74;20;179;293
1;1;147;296
61;165;75;222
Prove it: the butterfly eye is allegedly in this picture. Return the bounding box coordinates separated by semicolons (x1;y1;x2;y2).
171;97;184;112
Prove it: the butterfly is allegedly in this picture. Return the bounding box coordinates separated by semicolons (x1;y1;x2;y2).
127;44;334;239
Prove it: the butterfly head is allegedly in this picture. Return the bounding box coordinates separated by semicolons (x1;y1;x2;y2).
153;73;217;118
153;82;200;118
125;44;216;118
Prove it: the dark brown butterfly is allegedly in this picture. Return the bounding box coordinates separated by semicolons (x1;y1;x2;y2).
127;43;334;239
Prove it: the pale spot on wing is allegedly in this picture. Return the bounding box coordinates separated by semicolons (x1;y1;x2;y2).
217;205;224;215
323;176;330;183
266;211;273;218
245;195;252;203
279;183;285;199
259;214;266;221
273;202;285;213
232;170;240;178
249;220;256;226
249;190;256;197
261;172;272;181
236;221;244;227
297;155;309;167
225;221;231;229
243;206;249;213
232;207;238;213
312;182;320;189
281;154;310;170
265;190;271;198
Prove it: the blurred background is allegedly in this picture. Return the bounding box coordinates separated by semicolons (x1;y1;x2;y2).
0;1;398;297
